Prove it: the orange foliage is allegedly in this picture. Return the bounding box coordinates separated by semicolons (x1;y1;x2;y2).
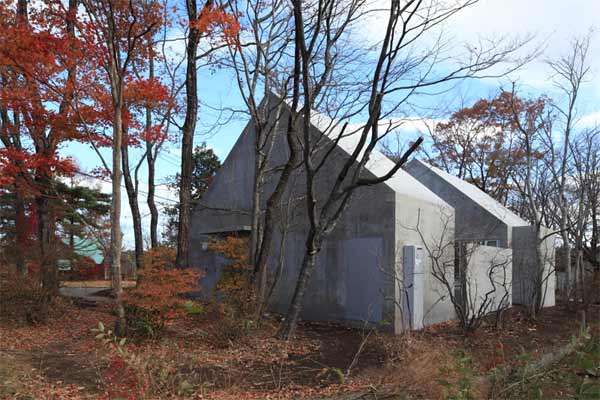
208;236;251;295
0;0;91;195
124;247;203;318
430;91;550;203
191;3;240;46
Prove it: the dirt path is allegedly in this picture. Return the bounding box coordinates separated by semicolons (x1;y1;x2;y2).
1;343;105;399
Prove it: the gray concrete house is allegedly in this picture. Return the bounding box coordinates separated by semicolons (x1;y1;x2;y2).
405;159;556;308
190;99;458;333
190;97;554;334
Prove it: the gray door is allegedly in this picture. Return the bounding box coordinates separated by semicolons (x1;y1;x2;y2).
343;237;384;322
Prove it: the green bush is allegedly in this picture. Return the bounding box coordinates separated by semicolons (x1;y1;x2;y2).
123;303;165;339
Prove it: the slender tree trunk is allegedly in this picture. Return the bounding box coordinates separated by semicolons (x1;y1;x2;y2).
253;103;284;316
145;53;158;249
255;131;299;303
110;82;125;335
250;159;262;266
121;132;144;272
13;0;28;279
146;146;159;248
176;0;202;268
14;193;27;276
533;225;544;316
561;229;572;301
576;248;585;304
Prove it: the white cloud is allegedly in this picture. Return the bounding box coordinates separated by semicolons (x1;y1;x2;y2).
580;110;600;127
359;0;600;93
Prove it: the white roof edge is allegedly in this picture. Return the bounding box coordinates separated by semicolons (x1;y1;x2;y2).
412;159;529;226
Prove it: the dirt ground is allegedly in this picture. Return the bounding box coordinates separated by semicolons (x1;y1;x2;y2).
1;300;599;399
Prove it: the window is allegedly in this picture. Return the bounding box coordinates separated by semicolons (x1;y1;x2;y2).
478;240;498;247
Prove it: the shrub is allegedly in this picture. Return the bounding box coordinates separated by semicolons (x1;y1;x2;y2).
122;246;203;338
93;321;203;398
0;267;56;325
61;256;105;281
92;322;150;399
208;236;254;316
207;237;257;346
123;303;165;339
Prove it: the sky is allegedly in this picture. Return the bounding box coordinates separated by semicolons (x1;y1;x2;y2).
61;0;600;248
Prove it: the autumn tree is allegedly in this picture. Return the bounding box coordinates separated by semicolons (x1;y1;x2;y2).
569;128;600;304
141;17;185;249
421;93;529;205
121;67;171;271
0;0;86;290
80;0;162;334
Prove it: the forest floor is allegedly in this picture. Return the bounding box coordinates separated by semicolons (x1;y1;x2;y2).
1;299;599;399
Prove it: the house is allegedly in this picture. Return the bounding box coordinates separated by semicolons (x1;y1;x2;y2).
189;96;553;333
404;159;556;308
57;236;107;280
190;97;458;333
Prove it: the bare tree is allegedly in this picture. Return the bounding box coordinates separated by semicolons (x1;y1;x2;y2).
175;0;203;268
221;0;295;314
507;87;559;316
569;128;600;304
176;0;238;267
543;34;592;299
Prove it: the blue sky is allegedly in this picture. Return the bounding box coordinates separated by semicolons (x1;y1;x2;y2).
62;0;600;247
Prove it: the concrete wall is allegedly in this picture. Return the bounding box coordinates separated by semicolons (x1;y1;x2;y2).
394;197;456;331
512;226;556;308
188;123;255;235
190;104;400;328
266;185;397;325
405;161;511;247
464;245;512;315
190;101;458;333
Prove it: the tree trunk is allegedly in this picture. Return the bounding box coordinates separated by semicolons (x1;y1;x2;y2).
250;162;262;266
145;52;158;249
146;145;158;248
176;0;202;269
111;83;125;335
121;133;144;272
14;193;27;276
576;248;585;305
562;230;572;301
533;227;544;316
252;102;284;316
37;184;58;294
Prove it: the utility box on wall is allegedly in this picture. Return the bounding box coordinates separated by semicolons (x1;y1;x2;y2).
403;245;424;330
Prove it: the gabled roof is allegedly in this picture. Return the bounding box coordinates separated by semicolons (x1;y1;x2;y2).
409;159;528;227
308;112;450;208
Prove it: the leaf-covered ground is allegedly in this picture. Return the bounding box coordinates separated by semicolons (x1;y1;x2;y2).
1;301;598;399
